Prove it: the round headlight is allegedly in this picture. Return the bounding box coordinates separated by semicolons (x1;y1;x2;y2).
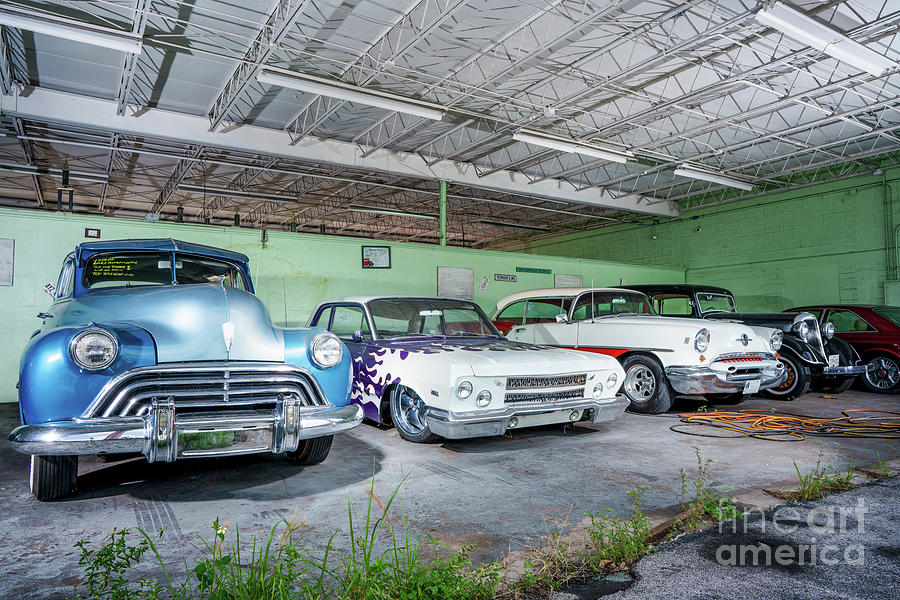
456;380;473;399
311;333;343;368
694;328;710;352
606;372;618;389
592;382;604;399
476;390;491;407
770;330;783;351
793;321;809;340
823;322;835;339
70;328;118;370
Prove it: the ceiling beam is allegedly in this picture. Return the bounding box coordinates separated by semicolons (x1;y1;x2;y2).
1;87;677;216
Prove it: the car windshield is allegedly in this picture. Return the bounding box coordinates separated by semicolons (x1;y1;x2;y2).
83;252;247;290
572;291;656;320
697;293;736;313
367;298;499;339
874;307;900;327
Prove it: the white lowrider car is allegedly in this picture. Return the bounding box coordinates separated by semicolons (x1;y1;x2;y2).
308;296;628;442
493;288;787;414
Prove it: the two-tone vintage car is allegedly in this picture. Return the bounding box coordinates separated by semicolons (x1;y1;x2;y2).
625;285;869;399
308;296;629;442
10;239;362;500
789;304;900;393
493;288;786;414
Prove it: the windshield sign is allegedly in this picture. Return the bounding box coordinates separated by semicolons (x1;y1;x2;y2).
83;252;246;290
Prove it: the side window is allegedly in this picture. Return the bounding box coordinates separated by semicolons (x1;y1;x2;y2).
310;306;332;328
56;256;75;299
658;295;692;316
496;300;526;324
827;309;874;333
524;299;565;324
571;295;593;321
330;305;371;340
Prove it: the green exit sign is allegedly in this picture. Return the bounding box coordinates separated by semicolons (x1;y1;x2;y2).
515;267;552;274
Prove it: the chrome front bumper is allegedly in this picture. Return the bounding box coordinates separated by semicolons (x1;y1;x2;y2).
9;398;363;461
822;361;870;376
666;362;786;395
424;395;630;440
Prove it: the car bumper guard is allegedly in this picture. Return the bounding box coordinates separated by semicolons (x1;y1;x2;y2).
666;362;787;395
8;397;363;461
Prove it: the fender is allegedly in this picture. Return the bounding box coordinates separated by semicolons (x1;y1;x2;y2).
857;346;900;360
282;327;352;407
779;337;821;365
18;322;157;424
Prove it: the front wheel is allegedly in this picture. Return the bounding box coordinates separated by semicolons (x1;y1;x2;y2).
30;455;77;501
761;354;810;400
703;392;749;405
862;355;900;393
620;355;673;414
286;435;333;466
389;386;437;443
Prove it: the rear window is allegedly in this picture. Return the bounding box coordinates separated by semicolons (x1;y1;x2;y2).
83;252;247;290
874;307;900;327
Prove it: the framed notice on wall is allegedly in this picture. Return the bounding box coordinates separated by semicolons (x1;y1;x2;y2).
554;274;583;288
437;266;474;300
361;246;391;269
0;239;12;286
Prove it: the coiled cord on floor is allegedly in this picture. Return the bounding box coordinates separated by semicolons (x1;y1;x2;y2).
670;409;900;441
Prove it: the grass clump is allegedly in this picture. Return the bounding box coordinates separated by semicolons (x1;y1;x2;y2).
584;486;654;567
779;459;857;501
676;446;741;532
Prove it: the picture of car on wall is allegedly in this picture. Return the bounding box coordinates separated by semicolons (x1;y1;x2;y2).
493;288;786;414
309;296;629;443
9;239;363;501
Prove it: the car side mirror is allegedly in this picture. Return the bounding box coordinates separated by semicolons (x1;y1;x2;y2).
43;283;56;298
555;313;570;324
352;330;365;343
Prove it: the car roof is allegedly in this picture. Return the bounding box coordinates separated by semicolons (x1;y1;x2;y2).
495;287;641;310
77;239;249;263
791;304;885;310
620;284;732;295
320;296;483;305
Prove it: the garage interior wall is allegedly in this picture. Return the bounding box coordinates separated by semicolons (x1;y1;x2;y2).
0;207;684;402
506;167;899;311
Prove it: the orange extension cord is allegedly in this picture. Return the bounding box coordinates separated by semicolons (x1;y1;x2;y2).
671;409;900;442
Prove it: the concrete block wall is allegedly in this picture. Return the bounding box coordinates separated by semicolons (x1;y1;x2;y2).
507;167;897;312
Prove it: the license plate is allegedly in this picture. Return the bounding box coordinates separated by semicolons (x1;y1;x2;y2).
828;354;840;367
744;380;761;394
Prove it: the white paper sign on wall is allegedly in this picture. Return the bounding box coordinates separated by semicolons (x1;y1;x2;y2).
554;273;583;288
437;266;474;300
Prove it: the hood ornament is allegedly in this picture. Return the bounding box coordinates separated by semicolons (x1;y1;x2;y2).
738;333;751;346
222;322;235;353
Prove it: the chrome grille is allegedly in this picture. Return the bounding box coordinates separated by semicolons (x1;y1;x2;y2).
83;362;327;418
506;373;586;390
715;353;771;363
504;389;584;403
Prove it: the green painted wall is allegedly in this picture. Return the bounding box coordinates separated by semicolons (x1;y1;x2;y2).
507;168;899;312
0;207;683;403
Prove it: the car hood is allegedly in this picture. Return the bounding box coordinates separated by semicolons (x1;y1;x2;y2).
372;336;615;377
60;284;284;362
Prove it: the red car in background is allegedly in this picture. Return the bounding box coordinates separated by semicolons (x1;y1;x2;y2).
788;305;900;393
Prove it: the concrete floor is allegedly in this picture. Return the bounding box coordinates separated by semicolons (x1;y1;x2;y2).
1;390;897;598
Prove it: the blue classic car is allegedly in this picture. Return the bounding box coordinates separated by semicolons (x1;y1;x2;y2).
9;239;362;500
309;296;628;443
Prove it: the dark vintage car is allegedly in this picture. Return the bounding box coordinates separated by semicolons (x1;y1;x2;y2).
9;239;362;500
788;304;900;393
622;284;868;400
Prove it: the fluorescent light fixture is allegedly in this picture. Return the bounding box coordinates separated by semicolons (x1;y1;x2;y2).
257;68;446;121
673;165;754;191
512;129;634;164
177;184;298;203
348;204;437;220
0;6;143;54
0;162;108;183
480;219;549;232
755;2;897;77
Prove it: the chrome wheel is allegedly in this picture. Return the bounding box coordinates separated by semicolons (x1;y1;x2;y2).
392;386;430;438
865;356;900;390
624;365;656;401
